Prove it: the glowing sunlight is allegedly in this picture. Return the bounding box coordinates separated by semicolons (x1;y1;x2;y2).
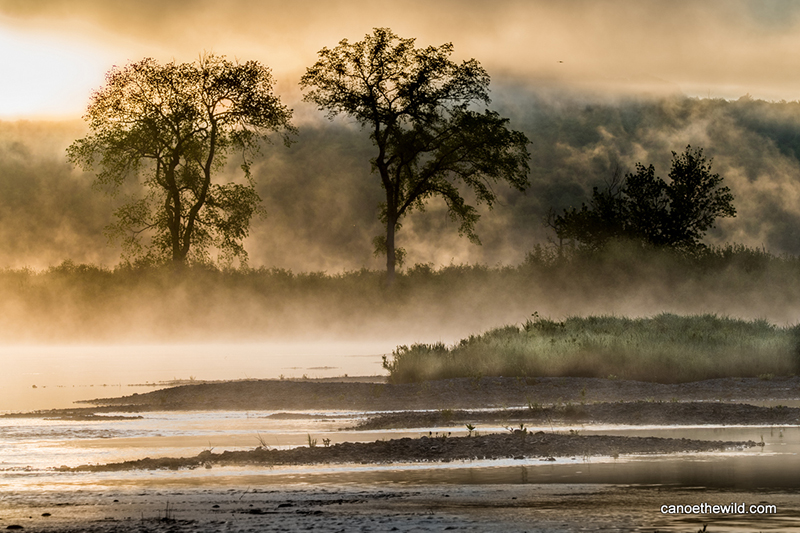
0;24;110;119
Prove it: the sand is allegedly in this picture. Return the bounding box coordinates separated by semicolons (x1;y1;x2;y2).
4;484;800;532
4;376;800;532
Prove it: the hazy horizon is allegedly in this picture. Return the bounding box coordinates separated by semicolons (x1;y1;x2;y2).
2;1;800;120
0;1;798;272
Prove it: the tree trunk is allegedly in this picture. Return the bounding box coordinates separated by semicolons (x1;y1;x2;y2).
170;203;186;266
172;233;188;272
385;212;396;286
172;245;187;265
165;161;184;266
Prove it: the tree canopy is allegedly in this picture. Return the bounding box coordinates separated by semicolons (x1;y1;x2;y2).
300;28;530;282
550;146;736;250
67;54;295;266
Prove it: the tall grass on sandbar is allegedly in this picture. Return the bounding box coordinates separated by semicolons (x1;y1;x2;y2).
383;313;800;383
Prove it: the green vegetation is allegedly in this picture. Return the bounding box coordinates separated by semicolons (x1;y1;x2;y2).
9;92;800;273
550;146;735;251
301;28;530;282
382;313;800;383
67;55;295;267
0;242;799;342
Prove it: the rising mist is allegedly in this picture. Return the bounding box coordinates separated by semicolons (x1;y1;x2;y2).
3;90;800;270
1;89;800;341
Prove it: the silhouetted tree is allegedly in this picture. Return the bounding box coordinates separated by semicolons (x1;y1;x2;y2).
67;55;295;266
664;146;736;246
551;146;735;250
300;28;530;283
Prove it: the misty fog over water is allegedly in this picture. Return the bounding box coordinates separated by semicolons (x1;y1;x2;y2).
3;6;800;531
1;92;800;381
0;342;391;412
3;91;800;272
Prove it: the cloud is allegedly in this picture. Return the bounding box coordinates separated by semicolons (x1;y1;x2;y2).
2;0;800;106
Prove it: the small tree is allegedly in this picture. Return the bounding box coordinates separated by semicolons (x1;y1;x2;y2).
551;146;735;250
300;28;530;282
663;146;736;246
547;167;629;250
67;54;295;266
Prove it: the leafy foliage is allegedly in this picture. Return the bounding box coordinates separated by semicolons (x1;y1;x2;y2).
550;146;735;250
301;28;531;280
67;54;295;266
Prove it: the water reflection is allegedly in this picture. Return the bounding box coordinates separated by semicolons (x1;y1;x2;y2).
2;410;799;492
0;342;391;411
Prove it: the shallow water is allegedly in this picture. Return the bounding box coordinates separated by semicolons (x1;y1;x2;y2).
0;341;392;411
3;343;800;530
2;411;800;531
2;409;799;492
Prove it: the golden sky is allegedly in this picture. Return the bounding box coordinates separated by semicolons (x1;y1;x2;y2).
0;0;799;119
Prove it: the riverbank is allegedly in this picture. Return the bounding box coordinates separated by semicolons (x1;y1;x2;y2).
352;401;800;429
7;375;799;415
3;376;799;531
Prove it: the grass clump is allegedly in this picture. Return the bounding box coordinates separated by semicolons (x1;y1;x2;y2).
383;313;800;383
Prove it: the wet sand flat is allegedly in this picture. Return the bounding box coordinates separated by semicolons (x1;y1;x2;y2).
71;376;800;413
5;376;800;531
3;484;800;532
61;431;755;472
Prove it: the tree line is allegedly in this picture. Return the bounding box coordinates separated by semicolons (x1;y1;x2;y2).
67;28;735;281
548;146;735;251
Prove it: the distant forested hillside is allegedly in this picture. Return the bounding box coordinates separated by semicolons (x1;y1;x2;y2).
1;91;799;270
